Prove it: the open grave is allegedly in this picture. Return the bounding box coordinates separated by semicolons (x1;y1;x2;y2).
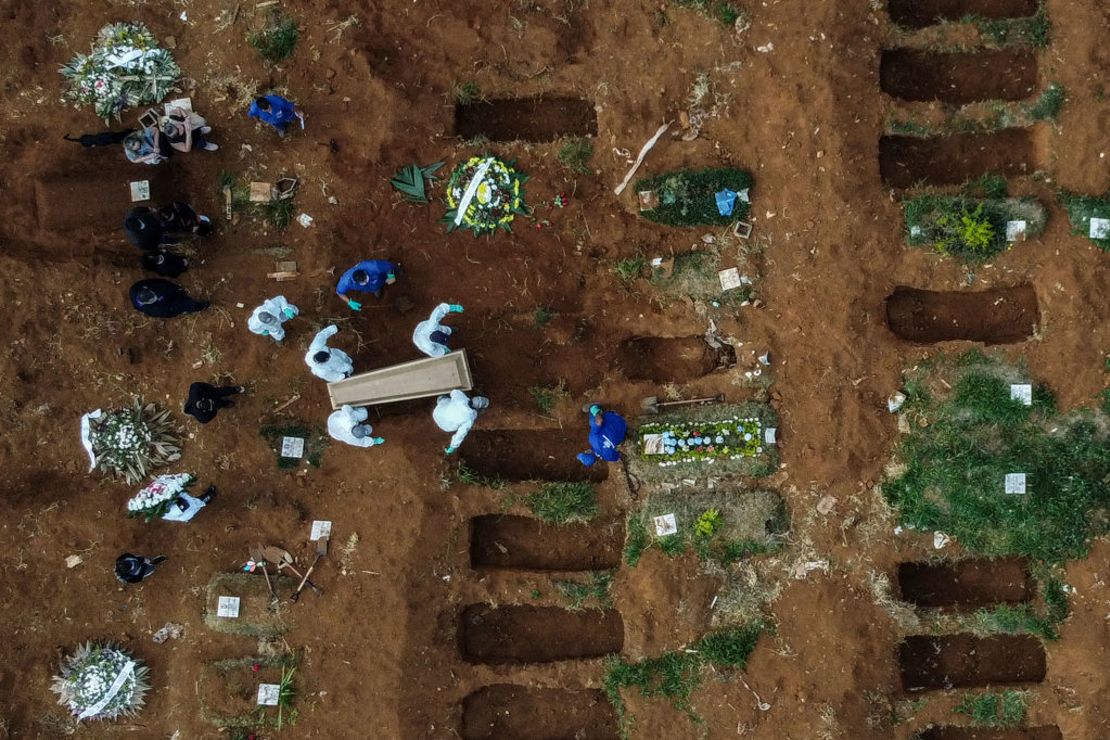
899;634;1046;690
459;604;624;664
880;50;1037;104
887;0;1038;29
461;429;608;482
914;727;1062;740
462;685;618;740
898;558;1034;610
203;572;297;636
470;515;622;571
885;285;1039;344
616;336;734;383
454;96;598;142
879;130;1037;187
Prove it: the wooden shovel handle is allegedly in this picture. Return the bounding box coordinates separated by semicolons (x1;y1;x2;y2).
291;554;322;602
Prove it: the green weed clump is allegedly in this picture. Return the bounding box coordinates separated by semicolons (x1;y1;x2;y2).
883;353;1110;563
974;5;1049;48
1058;190;1110;250
955;691;1027;727
558;136;594;174
526;481;598;524
636;168;753;226
902;194;1045;261
604;622;764;732
556;570;613;610
613;255;646;282
672;0;743;26
249;11;299;63
1029;82;1066;121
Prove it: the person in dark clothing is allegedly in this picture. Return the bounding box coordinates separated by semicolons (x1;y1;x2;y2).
124;207;165;250
115;553;167;584
184;382;245;423
141;249;189;277
130;279;209;318
159;201;213;237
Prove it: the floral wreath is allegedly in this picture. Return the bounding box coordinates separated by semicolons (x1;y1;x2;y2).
127;473;194;521
52;642;150;721
442;155;528;235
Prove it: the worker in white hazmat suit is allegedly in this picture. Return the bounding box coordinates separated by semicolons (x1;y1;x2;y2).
413;302;464;358
327;404;384;448
248;296;298;342
434;389;489;454
305;325;354;382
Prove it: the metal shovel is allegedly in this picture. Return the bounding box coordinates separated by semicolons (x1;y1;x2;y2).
259;545;323;594
249;544;276;600
291;537;327;603
640;393;723;415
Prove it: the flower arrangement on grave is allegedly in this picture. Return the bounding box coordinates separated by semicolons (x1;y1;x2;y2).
60;23;180;121
638;416;763;466
127;472;194;521
84;399;182;484
442;155;528;235
51;642;150;721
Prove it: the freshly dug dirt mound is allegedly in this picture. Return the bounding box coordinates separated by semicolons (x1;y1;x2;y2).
459;604;624;664
462;685;618;739
454;97;598;142
887;0;1038;28
898;558;1034;610
899;634;1046;690
879;130;1038;187
469;515;622;570
915;728;1062;740
885;285;1039;344
880;50;1038;104
616;335;728;383
461;429;608;482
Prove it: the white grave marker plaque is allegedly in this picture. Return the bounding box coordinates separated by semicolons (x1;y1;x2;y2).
718;267;743;291
310;520;332;541
1005;220;1027;242
764;427;777;444
1089;217;1110;240
129;180;151;202
257;683;280;706
216;596;240;619
653;513;678;537
1010;384;1033;406
280;436;305;459
1004;473;1027;495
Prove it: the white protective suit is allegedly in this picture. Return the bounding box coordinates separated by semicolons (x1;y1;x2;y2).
305;325;354;382
248;295;298;342
433;390;480;451
327;405;382;448
161;493;207;523
412;303;453;358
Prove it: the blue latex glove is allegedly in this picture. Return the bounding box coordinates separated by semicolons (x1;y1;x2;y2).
448;304;464;313
386;273;397;284
373;437;385;445
444;446;456;455
283;308;297;319
348;299;362;311
589;404;602;417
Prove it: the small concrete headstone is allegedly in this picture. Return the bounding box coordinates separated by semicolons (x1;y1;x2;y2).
129;180;151;202
257;683;280;706
909;225;922;238
654;513;678;537
1089;217;1110;240
310;520;332;541
280;436;305;459
1004;473;1027;495
1005;220;1027;242
764;427;777;444
297;213;314;228
718;267;743;291
933;531;950;549
887;393;907;413
216;596;241;619
1010;384;1033;406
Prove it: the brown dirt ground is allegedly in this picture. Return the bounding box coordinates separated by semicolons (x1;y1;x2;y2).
0;0;1108;738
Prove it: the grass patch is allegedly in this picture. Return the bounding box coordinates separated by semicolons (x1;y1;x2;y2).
636;167;753;226
613;255;646;283
453;80;482;105
259;422;328;469
1059;190;1110;250
624;489;787;567
974;4;1049;49
650;250;755;306
199;653;298;730
558;136;593;175
883;352;1110;564
1029;82;1066;121
248;10;299;63
672;0;743;26
532;306;554;326
903;194;1046;261
555;570;614;610
218;172;296;231
955;690;1027;727
529;380;568;416
604;622;764;733
455;461;506;489
525;481;598;524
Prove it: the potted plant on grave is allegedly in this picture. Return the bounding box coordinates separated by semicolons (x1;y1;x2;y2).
442;155;529;235
60;23;180;122
52;643;151;722
81;399;183;485
635;167;753;226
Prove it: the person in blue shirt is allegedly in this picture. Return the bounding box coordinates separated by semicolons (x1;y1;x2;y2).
336;259;397;310
247;94;305;136
577;405;628;467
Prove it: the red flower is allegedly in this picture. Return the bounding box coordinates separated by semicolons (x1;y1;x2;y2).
252;663;261;673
